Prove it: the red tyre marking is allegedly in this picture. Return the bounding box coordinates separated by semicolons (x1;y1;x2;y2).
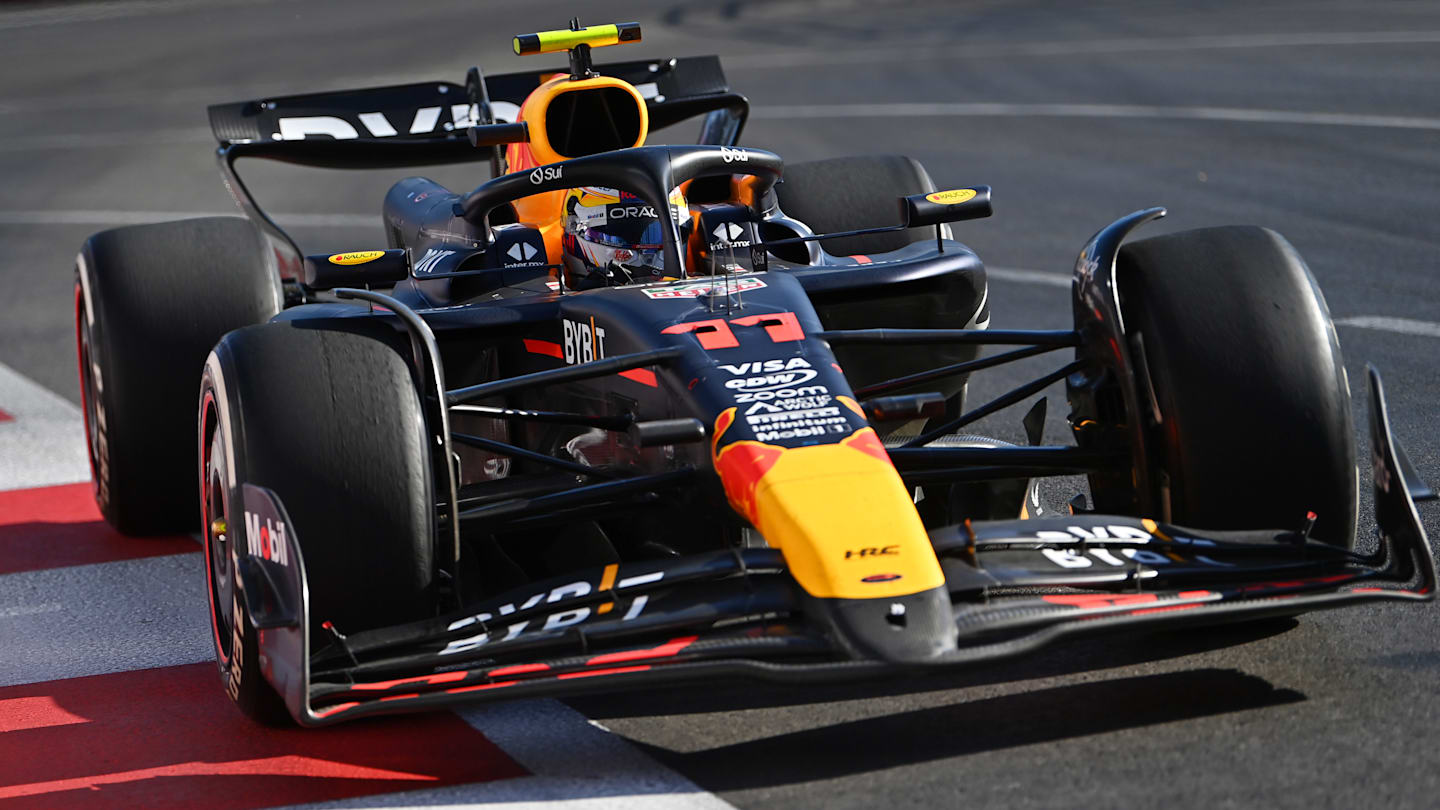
0;483;195;575
0;408;12;423
0;663;527;808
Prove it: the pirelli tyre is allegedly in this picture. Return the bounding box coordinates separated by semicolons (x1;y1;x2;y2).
1117;225;1357;548
75;217;282;535
199;322;436;722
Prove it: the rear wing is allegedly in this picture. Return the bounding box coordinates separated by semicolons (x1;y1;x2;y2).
208;56;747;281
207;56;745;157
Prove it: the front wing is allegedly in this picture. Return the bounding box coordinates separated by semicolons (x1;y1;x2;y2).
239;369;1434;726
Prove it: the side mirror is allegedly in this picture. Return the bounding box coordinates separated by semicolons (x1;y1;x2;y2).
899;186;992;228
303;249;410;290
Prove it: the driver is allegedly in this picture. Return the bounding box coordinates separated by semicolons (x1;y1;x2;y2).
560;186;686;288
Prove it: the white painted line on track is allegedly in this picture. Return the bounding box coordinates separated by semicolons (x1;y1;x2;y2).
0;210;378;228
0;128;211;152
1335;315;1440;338
291;700;736;809
0;0;286;32
752;102;1440;132
0;553;210;688
0;362;89;490
986;269;1440;339
988;266;1070;288
731;30;1440;70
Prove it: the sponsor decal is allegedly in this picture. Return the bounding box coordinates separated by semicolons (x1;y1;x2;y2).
746;406;847;429
414;248;455;274
734;384;828;404
1032;524;1231;569
846;545;899;559
861;573;902;583
709;222;751;251
721;358;813;376
243;510;289;567
725;368;819;392
642;277;766;299
743;395;833;415
275;103;477;141
562;317;607;364
442;569;664;655
925;188;977;205
608;204;658;219
530;165;564;184
327;250;385;266
720;145;749;163
506;242;541;262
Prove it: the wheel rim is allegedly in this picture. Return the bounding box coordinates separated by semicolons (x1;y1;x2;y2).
203;415;235;663
74;282;105;504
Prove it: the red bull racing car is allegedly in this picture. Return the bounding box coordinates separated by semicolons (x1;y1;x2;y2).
73;21;1436;725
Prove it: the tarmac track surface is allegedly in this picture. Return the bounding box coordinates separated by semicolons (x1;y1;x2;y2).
1;1;1437;808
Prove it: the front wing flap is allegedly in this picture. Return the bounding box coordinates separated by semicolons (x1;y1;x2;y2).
244;369;1432;726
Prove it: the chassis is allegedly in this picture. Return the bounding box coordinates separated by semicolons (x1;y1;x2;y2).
73;23;1435;726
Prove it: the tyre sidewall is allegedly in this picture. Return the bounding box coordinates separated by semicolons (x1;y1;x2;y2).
199;348;289;724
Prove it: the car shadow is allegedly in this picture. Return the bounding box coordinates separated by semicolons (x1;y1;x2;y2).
623;667;1304;791
569;617;1298;719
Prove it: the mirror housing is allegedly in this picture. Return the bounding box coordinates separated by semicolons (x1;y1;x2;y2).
899;186;992;228
303;249;410;290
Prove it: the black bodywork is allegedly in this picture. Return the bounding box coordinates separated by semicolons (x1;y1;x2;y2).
204;55;1435;726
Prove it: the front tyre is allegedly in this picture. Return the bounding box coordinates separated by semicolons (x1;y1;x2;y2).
1117;226;1357;547
199;322;436;722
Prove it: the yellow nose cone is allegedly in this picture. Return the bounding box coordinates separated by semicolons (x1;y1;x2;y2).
716;426;945;599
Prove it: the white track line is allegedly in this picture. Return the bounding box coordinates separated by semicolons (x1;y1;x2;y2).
0;210;377;228
291;701;734;810
0;362;89;490
0;128;211;152
988;266;1070;288
730;30;1440;70
0;554;210;688
751;102;1440;131
1334;315;1440;338
986;268;1440;339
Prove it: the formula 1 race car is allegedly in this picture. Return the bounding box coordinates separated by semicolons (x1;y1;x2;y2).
73;21;1436;726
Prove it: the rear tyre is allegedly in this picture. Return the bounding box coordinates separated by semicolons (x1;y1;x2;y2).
76;217;281;535
1117;226;1357;547
776;154;944;256
200;322;436;722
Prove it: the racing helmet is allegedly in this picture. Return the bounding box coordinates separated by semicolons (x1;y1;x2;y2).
561;186;686;287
